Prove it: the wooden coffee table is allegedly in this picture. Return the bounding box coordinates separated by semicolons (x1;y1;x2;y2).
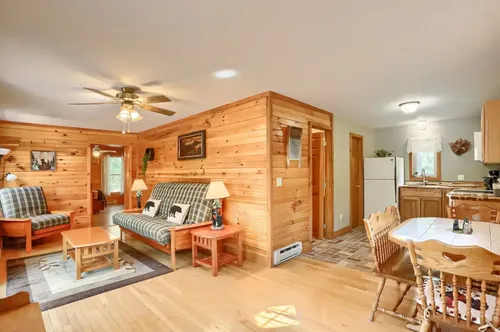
61;227;120;280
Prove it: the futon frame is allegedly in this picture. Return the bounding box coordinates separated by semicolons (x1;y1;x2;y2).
118;208;211;270
0;211;76;252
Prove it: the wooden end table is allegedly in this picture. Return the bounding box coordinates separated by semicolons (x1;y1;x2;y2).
61;227;120;280
191;225;243;277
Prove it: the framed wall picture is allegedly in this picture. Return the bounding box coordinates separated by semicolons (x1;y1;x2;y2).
31;151;56;171
177;130;206;160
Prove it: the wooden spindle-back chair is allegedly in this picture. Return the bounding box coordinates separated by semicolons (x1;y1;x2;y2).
447;203;500;223
407;239;500;331
364;206;418;323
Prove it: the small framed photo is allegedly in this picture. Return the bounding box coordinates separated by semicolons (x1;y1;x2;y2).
178;130;206;160
31;151;56;171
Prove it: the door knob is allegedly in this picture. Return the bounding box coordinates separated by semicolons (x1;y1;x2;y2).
356;185;361;188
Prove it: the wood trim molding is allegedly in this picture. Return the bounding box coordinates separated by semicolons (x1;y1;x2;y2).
408;152;442;181
332;225;353;238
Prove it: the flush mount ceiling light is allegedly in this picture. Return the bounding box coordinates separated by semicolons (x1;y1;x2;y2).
399;101;421;114
213;69;238;79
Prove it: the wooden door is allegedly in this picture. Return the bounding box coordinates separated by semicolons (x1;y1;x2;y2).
312;132;325;239
350;134;364;228
400;197;420;221
420;197;442;218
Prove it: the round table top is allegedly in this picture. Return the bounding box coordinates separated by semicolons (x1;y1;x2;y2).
190;224;242;239
389;217;500;254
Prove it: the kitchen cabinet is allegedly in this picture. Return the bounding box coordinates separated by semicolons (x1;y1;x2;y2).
441;188;453;218
481;100;500;163
400;196;420;220
399;187;443;220
420;197;442;217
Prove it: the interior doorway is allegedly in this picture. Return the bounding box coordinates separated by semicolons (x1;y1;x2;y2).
89;144;125;227
349;133;364;228
312;129;326;239
308;122;333;242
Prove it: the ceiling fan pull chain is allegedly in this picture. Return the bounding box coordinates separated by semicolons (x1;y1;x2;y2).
122;123;126;135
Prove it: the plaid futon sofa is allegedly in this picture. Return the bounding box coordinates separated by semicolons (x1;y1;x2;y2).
112;182;213;245
0;186;70;230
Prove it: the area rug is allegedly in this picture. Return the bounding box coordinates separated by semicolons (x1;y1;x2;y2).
6;242;172;311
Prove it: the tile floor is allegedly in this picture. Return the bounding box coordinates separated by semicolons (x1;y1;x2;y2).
303;226;376;272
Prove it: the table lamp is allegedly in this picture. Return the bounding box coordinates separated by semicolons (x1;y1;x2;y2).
205;181;230;230
131;179;148;209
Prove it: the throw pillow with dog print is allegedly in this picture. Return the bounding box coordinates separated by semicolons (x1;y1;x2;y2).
166;203;190;225
142;199;162;217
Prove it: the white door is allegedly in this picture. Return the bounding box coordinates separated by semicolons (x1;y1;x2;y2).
364;179;396;218
364;158;396;180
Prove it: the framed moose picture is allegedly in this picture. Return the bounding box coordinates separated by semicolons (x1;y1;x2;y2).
177;130;206;160
31;150;56;171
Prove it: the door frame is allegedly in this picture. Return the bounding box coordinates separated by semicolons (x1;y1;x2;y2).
308;122;334;241
87;144;133;225
311;131;326;239
349;133;364;229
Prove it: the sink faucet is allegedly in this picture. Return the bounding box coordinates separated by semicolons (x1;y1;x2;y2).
421;169;428;185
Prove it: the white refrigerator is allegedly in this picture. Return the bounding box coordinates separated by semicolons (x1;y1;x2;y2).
364;157;404;219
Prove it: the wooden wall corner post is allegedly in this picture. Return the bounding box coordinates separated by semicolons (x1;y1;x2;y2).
124;144;133;210
308;122;313;245
266;93;274;267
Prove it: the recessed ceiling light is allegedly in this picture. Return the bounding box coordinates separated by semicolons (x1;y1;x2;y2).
213;69;238;79
399;101;421;114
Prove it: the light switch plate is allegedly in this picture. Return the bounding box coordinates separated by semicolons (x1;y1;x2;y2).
340;213;343;221
458;175;465;180
276;177;283;187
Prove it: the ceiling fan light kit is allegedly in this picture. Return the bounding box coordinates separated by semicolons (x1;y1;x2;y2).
399;101;421;114
70;86;175;134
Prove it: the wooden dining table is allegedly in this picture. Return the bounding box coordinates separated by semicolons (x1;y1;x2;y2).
389;217;500;254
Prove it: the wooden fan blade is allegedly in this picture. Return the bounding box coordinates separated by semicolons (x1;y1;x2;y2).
83;87;117;100
69;102;118;105
140;104;176;116
138;95;171;104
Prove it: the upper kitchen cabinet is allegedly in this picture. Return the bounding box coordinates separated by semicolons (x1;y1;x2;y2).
482;100;500;163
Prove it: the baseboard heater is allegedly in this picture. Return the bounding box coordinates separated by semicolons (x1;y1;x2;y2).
273;241;302;265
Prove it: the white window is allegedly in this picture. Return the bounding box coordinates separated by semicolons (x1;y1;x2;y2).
410;152;440;179
107;157;123;193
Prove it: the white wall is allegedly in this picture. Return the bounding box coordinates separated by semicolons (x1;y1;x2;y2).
374;117;494;181
333;116;375;231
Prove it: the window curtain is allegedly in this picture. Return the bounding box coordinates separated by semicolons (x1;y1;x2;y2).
407;136;443;153
102;154;110;196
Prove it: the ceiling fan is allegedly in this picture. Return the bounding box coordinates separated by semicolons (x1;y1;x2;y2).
70;87;175;133
92;145;117;158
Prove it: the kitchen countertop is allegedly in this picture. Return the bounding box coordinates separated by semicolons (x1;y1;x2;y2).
447;189;500;201
401;181;484;189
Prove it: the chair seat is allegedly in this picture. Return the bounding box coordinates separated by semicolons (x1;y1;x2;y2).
374;249;417;285
31;214;70;231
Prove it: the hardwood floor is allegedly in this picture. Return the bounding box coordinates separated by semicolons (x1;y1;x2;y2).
0;225;414;331
92;205;124;228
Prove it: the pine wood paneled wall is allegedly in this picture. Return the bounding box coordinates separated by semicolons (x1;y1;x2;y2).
0;121;137;226
138;94;270;264
269;94;332;254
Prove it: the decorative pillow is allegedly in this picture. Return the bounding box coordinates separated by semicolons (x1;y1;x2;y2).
166;203;190;225
142;199;162;217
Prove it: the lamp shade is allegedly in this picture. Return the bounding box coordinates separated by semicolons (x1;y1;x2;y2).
205;181;230;199
131;179;148;191
5;173;17;181
0;148;11;156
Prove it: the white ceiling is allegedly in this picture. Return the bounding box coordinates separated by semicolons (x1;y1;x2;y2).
1;0;500;131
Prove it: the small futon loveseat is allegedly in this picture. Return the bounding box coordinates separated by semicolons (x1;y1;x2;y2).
0;186;75;252
112;182;213;270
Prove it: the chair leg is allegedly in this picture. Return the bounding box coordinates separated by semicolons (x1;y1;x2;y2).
369;277;386;322
412;305;418;319
419;320;433;332
393;283;412;312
